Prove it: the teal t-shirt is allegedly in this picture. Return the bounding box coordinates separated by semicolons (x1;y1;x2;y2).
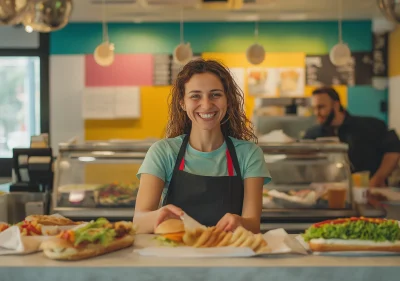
137;135;271;196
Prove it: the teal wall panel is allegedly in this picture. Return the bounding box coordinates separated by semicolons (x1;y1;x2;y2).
50;21;372;55
347;86;388;123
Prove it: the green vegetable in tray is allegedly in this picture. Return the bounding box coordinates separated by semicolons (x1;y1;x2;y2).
95;181;139;206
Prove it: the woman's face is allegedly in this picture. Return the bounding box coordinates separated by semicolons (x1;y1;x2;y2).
182;72;228;133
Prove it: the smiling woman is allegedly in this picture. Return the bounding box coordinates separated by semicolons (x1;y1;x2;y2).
133;59;271;234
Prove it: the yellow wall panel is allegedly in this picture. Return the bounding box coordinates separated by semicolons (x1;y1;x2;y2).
201;52;305;68
304;85;348;108
85;86;171;140
389;26;400;77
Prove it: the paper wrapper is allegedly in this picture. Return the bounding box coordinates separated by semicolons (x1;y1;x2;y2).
0;214;81;255
134;213;308;258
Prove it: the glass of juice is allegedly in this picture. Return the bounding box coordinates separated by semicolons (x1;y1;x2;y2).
327;183;347;209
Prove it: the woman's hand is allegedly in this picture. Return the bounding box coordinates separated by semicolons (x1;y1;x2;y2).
154;204;184;231
216;213;242;232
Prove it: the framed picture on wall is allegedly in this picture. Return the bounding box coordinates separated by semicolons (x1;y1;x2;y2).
247;67;278;97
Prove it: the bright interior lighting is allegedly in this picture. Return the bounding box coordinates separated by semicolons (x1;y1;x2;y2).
78;156;96;162
25;25;33;33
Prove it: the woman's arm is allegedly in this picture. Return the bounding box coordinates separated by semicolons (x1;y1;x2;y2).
240;177;264;233
133;174;164;234
133;174;184;234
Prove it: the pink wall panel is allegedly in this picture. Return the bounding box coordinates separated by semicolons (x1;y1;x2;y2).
85;54;153;86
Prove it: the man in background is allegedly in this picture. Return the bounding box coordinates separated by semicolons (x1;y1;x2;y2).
303;86;400;187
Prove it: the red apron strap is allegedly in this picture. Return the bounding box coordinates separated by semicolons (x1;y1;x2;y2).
180;150;234;176
179;158;185;171
226;149;234;176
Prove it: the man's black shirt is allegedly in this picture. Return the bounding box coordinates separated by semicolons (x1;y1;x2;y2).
304;113;400;177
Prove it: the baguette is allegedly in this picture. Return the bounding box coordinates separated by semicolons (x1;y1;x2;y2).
303;217;400;253
25;215;83;226
41;234;135;260
40;218;136;260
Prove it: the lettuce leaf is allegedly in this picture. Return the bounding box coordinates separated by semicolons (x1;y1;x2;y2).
74;228;116;246
73;218;116;246
74;218;109;236
153;236;180;247
303;220;400;242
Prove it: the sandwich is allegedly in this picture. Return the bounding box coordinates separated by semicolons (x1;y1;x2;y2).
154;219;269;253
0;223;9;233
17;220;43;236
40;218;136;260
0;220;58;236
154;219;185;246
25;215;83;226
0;215;79;236
302;217;400;252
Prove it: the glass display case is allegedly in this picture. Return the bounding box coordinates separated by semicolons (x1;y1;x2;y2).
51;141;155;220
52;139;363;227
260;140;358;223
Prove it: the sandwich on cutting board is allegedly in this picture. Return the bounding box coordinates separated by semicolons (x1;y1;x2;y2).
302;217;400;252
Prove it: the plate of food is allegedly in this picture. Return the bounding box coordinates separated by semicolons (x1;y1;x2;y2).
134;218;307;258
94;182;139;207
0;215;85;255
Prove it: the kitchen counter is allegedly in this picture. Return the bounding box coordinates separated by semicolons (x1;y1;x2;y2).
1;246;399;281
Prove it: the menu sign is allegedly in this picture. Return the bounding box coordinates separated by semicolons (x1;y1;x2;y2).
153;54;171;86
372;32;389;78
305;52;373;86
153;53;202;86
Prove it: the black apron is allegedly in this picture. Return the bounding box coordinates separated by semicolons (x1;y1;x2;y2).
162;134;244;227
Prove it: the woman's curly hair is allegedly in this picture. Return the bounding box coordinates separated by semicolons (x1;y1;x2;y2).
165;58;258;143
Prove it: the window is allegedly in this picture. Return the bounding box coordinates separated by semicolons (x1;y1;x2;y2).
0;57;41;157
0;31;49;177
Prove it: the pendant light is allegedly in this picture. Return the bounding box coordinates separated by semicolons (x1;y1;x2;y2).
246;21;265;65
329;0;351;66
173;2;193;65
94;0;115;67
22;0;73;33
377;0;400;24
0;0;29;25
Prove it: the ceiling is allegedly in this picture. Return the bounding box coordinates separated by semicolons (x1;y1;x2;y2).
69;0;385;23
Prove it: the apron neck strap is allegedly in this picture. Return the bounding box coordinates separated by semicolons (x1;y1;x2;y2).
174;134;241;178
225;136;242;179
173;134;190;173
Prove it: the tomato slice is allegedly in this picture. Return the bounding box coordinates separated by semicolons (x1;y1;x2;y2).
313;217;387;228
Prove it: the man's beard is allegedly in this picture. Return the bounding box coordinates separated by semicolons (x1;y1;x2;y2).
322;109;335;127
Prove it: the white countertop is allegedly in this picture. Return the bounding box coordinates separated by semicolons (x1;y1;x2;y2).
1;247;400;267
1;234;400;281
